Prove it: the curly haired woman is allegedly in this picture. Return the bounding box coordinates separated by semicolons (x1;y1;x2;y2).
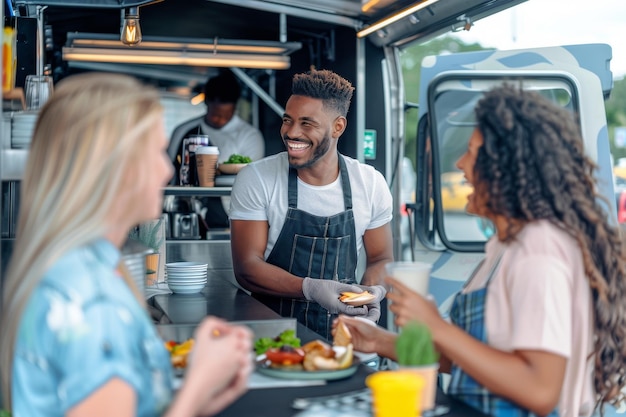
337;84;626;416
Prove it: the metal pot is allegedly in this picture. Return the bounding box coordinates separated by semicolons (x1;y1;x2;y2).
171;212;200;239
121;238;153;296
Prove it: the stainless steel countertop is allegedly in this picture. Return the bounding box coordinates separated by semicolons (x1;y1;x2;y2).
152;277;278;324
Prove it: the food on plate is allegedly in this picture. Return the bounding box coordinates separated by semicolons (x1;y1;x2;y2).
224;154;252;164
257;324;354;372
254;329;301;355
339;290;375;306
165;338;194;368
265;345;306;370
302;340;336;371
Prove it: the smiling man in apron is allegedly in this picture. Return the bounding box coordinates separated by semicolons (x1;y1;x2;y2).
229;69;393;339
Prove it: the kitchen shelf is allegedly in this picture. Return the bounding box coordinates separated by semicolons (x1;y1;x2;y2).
163;186;232;197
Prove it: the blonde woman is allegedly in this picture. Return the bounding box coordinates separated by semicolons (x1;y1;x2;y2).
0;73;253;416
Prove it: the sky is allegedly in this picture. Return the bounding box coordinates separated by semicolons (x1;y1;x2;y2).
449;0;626;79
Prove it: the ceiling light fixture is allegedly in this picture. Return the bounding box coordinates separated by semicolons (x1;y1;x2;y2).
121;7;142;46
62;48;291;69
356;0;440;38
63;33;300;70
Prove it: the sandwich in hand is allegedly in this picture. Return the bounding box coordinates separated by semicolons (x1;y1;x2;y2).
339;290;375;306
302;320;354;371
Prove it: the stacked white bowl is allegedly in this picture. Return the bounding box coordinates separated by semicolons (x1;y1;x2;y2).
166;262;208;294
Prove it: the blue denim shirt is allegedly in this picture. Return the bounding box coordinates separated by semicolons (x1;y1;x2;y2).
12;239;173;417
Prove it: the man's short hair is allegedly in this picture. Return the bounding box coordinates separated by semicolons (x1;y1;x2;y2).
291;69;354;117
204;69;241;104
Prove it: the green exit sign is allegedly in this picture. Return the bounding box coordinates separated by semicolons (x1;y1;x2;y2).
363;129;376;160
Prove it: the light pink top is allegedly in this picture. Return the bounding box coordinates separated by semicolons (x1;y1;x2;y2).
464;220;594;417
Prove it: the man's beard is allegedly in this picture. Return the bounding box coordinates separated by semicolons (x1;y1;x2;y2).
284;133;332;169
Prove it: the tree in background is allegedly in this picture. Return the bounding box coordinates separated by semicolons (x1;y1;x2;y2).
606;77;626;164
400;35;485;170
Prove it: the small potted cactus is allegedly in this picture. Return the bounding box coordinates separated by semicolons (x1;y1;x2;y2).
395;321;440;411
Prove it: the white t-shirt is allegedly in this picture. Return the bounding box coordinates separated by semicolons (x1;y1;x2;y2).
229;152;393;260
198;115;264;163
168;114;265;163
464;220;594;417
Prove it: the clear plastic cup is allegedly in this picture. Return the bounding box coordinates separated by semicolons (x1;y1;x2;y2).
385;261;432;296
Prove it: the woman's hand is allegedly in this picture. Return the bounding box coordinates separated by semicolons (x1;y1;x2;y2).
386;277;444;331
332;315;398;360
198;342;253;416
181;317;253;416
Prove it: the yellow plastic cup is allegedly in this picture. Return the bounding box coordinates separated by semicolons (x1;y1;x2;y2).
366;370;424;417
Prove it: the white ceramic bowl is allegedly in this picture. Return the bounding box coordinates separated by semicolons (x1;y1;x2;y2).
167;278;207;285
166;271;208;279
166;262;208;269
167;277;207;283
168;282;206;294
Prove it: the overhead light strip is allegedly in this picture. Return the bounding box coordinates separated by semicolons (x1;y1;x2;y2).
357;0;440;38
71;39;289;54
62;47;291;70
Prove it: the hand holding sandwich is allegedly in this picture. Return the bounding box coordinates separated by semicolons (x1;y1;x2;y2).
302;277;368;315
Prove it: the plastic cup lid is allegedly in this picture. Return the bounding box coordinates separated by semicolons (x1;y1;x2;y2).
196;146;219;155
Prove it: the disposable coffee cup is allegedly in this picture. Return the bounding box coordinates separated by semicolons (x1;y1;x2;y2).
196;146;219;187
385;261;432;297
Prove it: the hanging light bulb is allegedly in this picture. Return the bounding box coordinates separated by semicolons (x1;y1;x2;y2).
121;7;142;46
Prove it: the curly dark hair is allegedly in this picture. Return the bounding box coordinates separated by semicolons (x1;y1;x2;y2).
291;69;354;117
204;69;241;104
474;83;626;408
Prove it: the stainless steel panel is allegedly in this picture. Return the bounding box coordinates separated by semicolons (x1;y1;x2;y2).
1;181;20;238
166;240;232;270
1;149;29;180
166;239;240;289
156;318;297;342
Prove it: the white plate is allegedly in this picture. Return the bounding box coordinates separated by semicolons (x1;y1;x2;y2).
167;279;207;285
256;357;360;381
166;262;208;269
166;268;208;274
168;284;205;294
167;273;208;279
166;264;208;269
167;275;207;281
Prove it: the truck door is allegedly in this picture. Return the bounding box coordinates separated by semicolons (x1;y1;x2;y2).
412;43;614;310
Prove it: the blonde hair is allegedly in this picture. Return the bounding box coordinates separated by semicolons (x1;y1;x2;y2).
0;73;162;408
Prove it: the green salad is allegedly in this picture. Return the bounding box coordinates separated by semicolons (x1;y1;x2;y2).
224;154;252;164
254;329;301;355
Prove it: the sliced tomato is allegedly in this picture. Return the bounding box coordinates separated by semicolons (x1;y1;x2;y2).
265;346;305;365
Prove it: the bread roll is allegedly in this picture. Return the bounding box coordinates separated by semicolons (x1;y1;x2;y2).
334;320;352;347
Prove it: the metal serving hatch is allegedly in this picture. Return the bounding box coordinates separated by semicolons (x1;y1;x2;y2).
156;318;297;342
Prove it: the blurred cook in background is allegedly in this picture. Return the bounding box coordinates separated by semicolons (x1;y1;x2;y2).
168;69;265;228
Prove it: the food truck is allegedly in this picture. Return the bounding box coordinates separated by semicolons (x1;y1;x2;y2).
1;0;615;288
0;1;619;414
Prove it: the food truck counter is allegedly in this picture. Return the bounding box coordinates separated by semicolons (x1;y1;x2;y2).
150;278;487;417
